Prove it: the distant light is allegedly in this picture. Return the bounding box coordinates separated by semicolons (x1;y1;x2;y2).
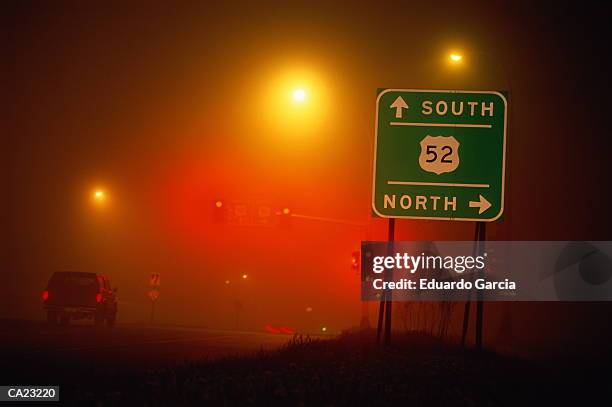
292;88;306;103
42;290;49;301
215;201;223;208
242;274;248;279
282;207;291;215
225;280;230;285
91;189;107;206
351;251;359;269
449;53;463;62
305;306;312;312
321;326;328;332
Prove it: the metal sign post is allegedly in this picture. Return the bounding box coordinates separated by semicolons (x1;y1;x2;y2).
475;222;486;350
384;218;395;346
149;273;160;324
376;218;395;346
460;222;486;349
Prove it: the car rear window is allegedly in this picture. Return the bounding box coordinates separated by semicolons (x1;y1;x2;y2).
48;272;98;290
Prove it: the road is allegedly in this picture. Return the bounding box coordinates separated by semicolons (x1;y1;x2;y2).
1;319;297;380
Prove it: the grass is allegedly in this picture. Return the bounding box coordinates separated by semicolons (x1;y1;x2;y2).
64;330;548;405
10;328;608;405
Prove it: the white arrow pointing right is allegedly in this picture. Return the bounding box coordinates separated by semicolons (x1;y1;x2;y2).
469;195;492;214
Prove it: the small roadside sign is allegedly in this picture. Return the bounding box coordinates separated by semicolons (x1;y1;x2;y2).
148;289;159;302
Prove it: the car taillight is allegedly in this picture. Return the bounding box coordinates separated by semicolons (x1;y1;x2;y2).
42;290;49;301
96;293;103;303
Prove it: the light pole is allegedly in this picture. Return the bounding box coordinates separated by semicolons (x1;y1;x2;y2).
446;48;511;351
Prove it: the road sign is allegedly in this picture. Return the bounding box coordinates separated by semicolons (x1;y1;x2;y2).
150;273;160;287
372;89;507;221
226;200;275;226
215;200;281;226
148;289;159;301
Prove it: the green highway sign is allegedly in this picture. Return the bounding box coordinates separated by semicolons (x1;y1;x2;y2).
372;89;507;221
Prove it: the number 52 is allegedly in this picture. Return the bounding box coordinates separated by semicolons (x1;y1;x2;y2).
425;145;454;163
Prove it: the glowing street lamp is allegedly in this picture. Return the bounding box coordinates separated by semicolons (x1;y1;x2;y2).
292;88;307;103
449;53;463;63
444;47;512;90
257;65;333;139
91;188;108;207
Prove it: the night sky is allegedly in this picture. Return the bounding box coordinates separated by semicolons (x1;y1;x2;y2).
5;2;611;335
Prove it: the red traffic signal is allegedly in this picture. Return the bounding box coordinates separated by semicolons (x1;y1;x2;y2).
351;250;360;271
278;207;292;229
213;200;226;223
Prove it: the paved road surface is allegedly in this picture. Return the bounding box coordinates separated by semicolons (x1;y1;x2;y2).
2;319;296;374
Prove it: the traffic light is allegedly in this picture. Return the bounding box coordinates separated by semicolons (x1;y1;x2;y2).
351;250;360;272
213;200;226;223
278;207;292;229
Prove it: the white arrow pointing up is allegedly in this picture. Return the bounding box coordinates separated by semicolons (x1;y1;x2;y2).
469;195;492;214
390;96;409;118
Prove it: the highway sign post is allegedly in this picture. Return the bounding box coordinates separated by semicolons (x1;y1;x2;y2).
149;273;160;324
148;289;160;301
372;88;508;348
372;89;507;221
150;272;161;287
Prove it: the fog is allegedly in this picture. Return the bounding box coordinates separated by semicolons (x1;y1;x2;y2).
5;2;610;339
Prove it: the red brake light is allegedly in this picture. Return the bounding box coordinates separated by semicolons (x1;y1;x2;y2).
42;290;49;301
96;293;103;303
351;251;359;269
264;324;281;334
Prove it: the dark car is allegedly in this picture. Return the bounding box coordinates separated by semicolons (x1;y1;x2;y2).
42;271;118;327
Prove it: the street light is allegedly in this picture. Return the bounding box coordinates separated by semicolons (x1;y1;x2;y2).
213;200;226;223
444;47;512;90
292;88;307;103
259;66;330;136
279;207;292;229
91;188;108;207
442;45;511;351
449;53;463;63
